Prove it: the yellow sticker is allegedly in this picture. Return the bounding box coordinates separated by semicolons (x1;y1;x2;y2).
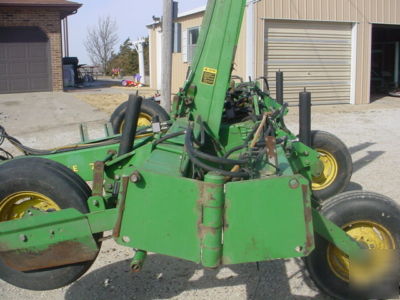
201;67;218;86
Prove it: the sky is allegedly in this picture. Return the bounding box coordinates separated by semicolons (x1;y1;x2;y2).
68;0;207;64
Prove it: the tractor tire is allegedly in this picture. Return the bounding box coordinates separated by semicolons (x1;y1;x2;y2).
0;157;100;290
110;98;170;134
310;130;352;202
305;191;400;299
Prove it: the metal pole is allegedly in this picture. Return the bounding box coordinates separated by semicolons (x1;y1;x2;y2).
118;95;143;156
299;89;311;147
62;19;66;57
161;0;173;113
395;41;399;88
65;17;69;57
276;71;284;105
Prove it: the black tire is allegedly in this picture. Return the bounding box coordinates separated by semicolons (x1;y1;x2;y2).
311;130;352;202
110;98;170;134
305;191;400;300
0;157;100;290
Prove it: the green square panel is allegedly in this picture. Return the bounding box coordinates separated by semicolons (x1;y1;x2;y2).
223;175;314;264
118;170;202;263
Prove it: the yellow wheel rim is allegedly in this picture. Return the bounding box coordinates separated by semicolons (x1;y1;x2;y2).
0;191;60;221
327;220;396;282
312;149;338;191
119;112;152;133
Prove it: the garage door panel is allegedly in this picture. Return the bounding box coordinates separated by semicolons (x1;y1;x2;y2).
30;61;48;74
0;63;6;74
7;45;27;59
0;80;7;90
0;27;51;93
265;21;352;105
29;44;48;58
31;77;50;90
9;78;29;91
11;62;29;75
0;48;6;59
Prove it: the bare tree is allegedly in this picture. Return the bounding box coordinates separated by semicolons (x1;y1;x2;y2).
84;16;118;74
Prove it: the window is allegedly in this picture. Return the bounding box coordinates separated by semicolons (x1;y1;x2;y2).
183;26;200;64
188;27;200;63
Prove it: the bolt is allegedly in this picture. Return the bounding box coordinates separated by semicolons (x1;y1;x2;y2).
303;151;309;156
289;178;299;189
130;171;141;183
122;236;131;243
106;184;113;190
19;234;28;242
114;175;120;180
92;199;99;207
50;230;55;236
27;210;33;216
295;246;303;253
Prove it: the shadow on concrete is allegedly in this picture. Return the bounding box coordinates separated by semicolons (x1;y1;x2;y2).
66;254;326;300
64;79;118;92
347;142;385;174
345;181;363;192
348;142;376;155
353;151;385;173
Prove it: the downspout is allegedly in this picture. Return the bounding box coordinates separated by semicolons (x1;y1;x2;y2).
246;0;255;81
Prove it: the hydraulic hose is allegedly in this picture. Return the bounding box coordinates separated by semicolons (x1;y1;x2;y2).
153;130;186;146
185;127;249;178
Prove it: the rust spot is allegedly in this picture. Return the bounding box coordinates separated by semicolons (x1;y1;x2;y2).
265;136;278;165
0;240;98;272
112;176;129;238
198;224;219;239
302;184;314;251
92;161;105;197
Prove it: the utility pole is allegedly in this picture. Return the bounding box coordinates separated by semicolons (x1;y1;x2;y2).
161;0;173;112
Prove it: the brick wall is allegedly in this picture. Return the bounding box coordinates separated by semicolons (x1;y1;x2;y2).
0;7;63;91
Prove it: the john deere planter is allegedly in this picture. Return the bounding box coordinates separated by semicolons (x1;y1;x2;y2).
0;1;399;299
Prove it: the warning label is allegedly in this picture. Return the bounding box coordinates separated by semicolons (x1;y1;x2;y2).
201;67;217;86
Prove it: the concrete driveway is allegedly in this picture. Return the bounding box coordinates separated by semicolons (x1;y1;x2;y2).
0;92;400;300
0;91;108;156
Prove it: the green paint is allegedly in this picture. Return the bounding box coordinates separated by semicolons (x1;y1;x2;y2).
223;175;314;264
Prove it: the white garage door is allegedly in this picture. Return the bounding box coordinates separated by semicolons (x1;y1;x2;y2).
265;21;353;105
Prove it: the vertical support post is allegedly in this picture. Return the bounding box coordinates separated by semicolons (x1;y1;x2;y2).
65;17;69;57
118;95;143;156
395;41;399;88
133;39;146;85
246;0;255;81
201;172;225;268
299;89;311;147
276;71;284;105
161;0;173;113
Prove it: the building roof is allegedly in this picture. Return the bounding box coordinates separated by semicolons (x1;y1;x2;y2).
147;5;206;28
0;0;82;18
177;5;206;18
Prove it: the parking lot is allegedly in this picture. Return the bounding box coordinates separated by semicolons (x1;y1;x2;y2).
0;91;400;300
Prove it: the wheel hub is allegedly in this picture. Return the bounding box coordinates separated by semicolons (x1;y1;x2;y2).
0;191;60;221
327;220;396;283
312;149;338;191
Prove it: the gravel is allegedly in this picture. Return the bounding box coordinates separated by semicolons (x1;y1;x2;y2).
0;92;399;300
